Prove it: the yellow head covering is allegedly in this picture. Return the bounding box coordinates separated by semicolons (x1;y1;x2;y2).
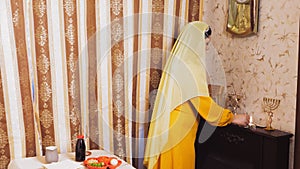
144;21;210;168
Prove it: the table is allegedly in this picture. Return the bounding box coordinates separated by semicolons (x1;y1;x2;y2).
8;150;136;169
195;124;293;169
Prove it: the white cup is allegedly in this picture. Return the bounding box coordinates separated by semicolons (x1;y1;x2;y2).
45;146;59;163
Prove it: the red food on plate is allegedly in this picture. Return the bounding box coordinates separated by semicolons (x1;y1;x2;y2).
84;156;122;169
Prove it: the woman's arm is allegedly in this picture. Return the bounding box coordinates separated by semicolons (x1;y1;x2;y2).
189;96;249;127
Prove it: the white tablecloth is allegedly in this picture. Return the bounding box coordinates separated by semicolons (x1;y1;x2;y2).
8;150;135;169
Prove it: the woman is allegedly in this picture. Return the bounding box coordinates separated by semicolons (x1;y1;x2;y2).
144;21;249;169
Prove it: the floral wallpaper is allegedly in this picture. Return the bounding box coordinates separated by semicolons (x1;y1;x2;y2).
203;0;299;168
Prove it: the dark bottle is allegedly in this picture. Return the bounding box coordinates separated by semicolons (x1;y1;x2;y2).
75;135;86;162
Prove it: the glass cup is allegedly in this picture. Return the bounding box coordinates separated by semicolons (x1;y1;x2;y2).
45;146;59;163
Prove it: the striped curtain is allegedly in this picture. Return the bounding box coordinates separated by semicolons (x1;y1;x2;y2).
0;1;40;168
0;0;203;168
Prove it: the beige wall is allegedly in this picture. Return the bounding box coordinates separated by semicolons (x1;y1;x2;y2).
203;0;299;168
204;0;299;132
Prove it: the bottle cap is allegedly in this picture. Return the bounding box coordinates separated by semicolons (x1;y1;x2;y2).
77;135;84;139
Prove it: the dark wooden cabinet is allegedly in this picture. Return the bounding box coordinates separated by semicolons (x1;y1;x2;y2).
195;124;293;169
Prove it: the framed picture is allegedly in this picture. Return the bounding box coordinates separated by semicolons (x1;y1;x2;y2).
226;0;259;36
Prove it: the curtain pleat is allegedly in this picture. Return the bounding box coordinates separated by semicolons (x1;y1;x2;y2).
87;0;100;150
0;0;23;161
131;0;140;167
47;0;72;153
32;0;56;153
188;0;201;21
0;32;11;169
62;0;82;151
149;0;164;135
149;0;165;133
0;0;203;168
110;0;127;159
0;0;42;166
10;0;37;157
123;0;134;164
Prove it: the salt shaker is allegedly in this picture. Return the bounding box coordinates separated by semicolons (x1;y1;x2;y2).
45;146;59;163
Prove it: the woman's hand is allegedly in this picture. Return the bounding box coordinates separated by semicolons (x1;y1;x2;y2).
232;113;250;127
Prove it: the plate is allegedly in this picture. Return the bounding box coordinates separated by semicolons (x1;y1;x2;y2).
84;156;122;169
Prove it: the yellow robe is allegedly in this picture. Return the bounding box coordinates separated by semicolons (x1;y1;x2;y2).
144;21;230;169
151;96;233;169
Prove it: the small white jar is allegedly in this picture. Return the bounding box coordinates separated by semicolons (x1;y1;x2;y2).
45;146;59;163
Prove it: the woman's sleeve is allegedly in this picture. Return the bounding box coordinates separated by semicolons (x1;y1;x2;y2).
189;96;234;126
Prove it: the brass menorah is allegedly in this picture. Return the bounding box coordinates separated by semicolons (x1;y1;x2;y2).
263;97;280;130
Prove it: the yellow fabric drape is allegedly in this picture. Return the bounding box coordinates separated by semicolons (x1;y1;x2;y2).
144;21;232;169
151;96;233;169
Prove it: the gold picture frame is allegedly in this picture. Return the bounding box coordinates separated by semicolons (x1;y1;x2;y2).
226;0;259;36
